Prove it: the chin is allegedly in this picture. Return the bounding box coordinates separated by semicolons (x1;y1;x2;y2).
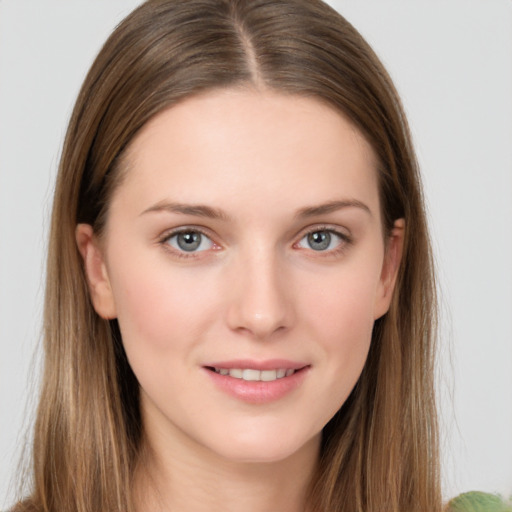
204;427;321;466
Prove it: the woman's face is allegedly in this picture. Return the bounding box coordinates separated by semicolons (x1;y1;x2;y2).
78;89;402;464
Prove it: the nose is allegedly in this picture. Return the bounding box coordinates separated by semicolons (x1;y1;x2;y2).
225;250;295;339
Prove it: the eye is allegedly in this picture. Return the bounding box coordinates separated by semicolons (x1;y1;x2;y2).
165;230;215;253
297;229;346;252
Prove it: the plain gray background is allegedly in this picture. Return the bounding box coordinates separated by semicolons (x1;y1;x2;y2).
1;1;511;507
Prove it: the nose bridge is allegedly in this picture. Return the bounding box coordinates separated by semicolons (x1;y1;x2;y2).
226;244;293;338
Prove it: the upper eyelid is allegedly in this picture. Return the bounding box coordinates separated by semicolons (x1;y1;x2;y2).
297;224;351;240
158;225;216;242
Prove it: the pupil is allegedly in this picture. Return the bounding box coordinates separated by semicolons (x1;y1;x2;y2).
308;231;330;251
177;232;201;251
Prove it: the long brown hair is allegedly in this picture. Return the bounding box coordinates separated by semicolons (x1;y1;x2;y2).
15;1;441;510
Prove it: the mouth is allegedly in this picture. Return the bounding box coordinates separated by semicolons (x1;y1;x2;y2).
205;367;298;382
203;362;310;403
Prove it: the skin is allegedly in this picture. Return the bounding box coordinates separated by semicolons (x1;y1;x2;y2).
77;88;404;512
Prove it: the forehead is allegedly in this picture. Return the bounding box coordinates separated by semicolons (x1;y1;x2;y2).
115;88;380;218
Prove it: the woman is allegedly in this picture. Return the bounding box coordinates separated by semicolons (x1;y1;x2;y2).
13;0;442;510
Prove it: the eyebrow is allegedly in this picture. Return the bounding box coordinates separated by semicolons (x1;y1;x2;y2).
295;199;372;218
140;198;371;220
140;200;231;221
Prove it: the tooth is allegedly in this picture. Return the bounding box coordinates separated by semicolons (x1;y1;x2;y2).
261;370;277;381
242;369;261;381
221;368;296;380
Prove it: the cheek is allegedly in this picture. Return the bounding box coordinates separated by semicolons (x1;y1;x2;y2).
319;290;374;381
278;268;379;436
108;258;220;356
302;261;381;338
298;258;382;384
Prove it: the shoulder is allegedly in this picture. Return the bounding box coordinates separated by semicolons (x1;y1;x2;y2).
445;491;512;512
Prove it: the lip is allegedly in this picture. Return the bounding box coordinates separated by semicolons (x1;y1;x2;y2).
204;359;308;371
202;359;310;404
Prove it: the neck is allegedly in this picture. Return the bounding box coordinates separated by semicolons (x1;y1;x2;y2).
133;426;320;512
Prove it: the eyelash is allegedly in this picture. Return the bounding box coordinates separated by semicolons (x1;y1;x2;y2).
157;225;352;259
158;227;219;259
295;226;352;257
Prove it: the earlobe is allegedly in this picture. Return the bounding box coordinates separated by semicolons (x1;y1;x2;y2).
374;218;405;320
75;223;117;319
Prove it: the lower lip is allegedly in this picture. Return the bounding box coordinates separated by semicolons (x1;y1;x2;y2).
203;367;310;404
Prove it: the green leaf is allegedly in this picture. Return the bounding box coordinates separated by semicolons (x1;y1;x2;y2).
447;491;512;512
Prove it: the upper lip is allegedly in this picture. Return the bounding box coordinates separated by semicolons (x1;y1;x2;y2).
203;359;308;371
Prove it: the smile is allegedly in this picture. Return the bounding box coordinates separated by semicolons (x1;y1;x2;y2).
210;368;296;381
204;363;309;403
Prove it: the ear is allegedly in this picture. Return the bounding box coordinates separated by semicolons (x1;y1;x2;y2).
75;223;117;319
373;218;405;320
